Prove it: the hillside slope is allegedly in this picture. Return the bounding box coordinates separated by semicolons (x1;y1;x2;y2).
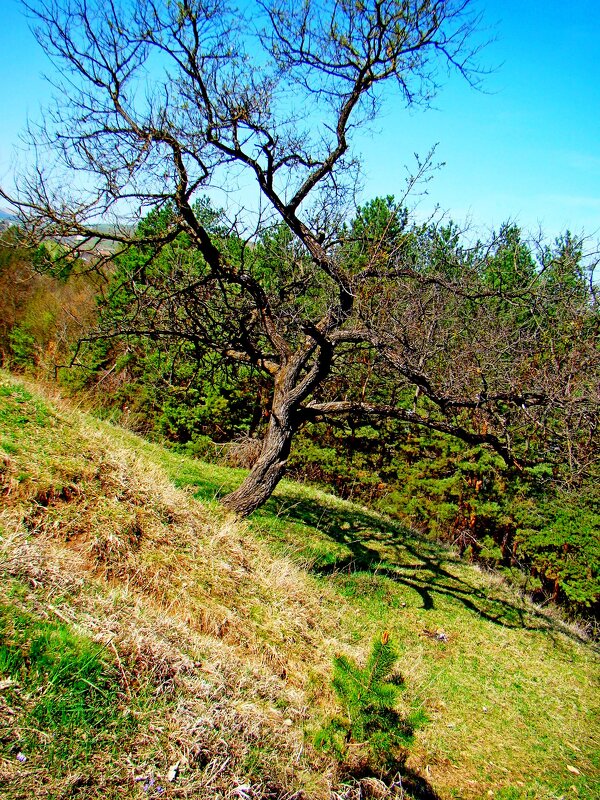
0;373;598;800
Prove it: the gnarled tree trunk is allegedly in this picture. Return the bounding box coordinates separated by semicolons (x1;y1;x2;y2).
221;383;299;517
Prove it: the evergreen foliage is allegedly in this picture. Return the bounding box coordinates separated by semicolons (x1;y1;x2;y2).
316;633;419;772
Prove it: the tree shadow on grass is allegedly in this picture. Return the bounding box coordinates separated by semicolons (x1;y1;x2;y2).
347;764;441;800
260;488;594;645
398;767;443;800
177;461;594;647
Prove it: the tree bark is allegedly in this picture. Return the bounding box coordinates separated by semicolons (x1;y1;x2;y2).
221;385;298;517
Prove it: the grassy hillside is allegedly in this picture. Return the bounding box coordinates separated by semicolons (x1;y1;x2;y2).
0;372;598;800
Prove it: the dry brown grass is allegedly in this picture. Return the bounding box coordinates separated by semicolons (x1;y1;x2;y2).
219;435;264;469
0;378;352;798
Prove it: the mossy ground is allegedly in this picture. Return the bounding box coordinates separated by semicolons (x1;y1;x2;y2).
1;373;598;799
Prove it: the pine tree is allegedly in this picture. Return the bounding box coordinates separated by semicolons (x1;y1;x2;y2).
317;632;418;771
332;631;401;742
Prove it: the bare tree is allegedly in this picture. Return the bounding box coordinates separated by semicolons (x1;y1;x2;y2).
3;0;598;515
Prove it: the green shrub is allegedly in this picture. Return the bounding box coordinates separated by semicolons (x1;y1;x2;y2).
515;491;600;611
8;325;37;369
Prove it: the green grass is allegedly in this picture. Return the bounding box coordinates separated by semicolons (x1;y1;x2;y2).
0;587;144;795
1;372;599;799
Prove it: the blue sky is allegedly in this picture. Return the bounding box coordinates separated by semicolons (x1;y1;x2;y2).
1;0;599;238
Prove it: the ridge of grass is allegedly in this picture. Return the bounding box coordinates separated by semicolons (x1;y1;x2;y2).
0;372;599;800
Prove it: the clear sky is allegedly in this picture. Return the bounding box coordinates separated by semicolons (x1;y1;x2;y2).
1;0;599;239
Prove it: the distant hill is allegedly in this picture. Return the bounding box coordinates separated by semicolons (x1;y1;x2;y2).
0;371;598;800
88;222;135;236
0;211;134;234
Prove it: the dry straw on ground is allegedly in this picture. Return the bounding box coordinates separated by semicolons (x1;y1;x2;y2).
0;380;350;798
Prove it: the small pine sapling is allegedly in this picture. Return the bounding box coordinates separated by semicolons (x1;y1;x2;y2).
316;632;419;773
